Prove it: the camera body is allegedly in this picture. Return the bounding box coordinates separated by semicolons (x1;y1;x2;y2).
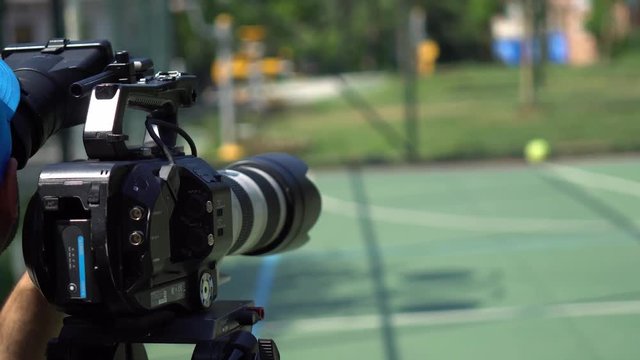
24;156;235;316
11;40;321;319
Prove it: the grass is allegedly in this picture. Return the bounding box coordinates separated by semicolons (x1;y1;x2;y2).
194;50;640;166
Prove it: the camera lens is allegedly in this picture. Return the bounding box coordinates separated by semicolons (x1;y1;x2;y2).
220;153;321;256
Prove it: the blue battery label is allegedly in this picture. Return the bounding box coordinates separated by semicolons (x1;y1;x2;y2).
77;235;87;298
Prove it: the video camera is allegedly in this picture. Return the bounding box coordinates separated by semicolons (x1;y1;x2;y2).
2;39;321;359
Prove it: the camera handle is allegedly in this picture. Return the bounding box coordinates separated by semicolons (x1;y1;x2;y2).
45;301;280;360
82;71;197;161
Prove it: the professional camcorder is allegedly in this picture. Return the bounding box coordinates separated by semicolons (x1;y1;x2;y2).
2;39;321;360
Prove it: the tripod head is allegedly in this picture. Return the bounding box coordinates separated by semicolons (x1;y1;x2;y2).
48;301;280;360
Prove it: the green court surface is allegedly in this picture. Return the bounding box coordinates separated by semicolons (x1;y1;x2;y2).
4;156;640;359
140;156;640;360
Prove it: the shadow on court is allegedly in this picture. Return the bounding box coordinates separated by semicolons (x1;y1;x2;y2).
219;256;504;321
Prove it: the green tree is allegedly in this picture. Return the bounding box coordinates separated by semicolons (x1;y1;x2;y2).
587;0;630;59
173;0;504;77
416;0;502;61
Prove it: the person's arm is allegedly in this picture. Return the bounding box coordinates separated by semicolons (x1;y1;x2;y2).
0;273;64;360
0;160;63;359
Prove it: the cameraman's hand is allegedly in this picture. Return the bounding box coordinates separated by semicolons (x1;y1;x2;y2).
0;158;18;254
0;272;64;360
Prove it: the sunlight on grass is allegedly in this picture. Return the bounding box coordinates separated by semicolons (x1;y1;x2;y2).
194;51;640;166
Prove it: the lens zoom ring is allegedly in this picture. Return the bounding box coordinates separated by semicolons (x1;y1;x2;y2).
221;176;254;254
233;166;282;253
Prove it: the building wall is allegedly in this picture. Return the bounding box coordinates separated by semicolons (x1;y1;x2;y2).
492;0;601;66
549;0;599;65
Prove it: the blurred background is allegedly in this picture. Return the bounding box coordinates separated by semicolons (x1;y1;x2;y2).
4;0;640;359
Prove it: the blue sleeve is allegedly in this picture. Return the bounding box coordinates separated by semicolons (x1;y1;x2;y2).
0;58;20;179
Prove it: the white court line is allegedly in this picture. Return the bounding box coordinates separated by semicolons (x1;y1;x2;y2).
290;165;640;336
321;162;640;233
543;163;640;198
263;300;640;336
321;195;607;233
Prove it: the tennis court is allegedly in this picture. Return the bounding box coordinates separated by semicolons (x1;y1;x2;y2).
143;156;640;359
4;155;640;359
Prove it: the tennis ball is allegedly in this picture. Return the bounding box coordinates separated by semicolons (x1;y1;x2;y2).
524;138;550;163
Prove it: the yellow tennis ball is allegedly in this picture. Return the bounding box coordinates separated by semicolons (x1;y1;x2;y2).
524;138;550;163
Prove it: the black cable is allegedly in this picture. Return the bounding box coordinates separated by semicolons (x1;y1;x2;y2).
147;118;198;157
145;119;176;165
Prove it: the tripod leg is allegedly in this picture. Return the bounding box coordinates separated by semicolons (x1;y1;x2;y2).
191;331;259;360
47;339;148;360
47;338;119;360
